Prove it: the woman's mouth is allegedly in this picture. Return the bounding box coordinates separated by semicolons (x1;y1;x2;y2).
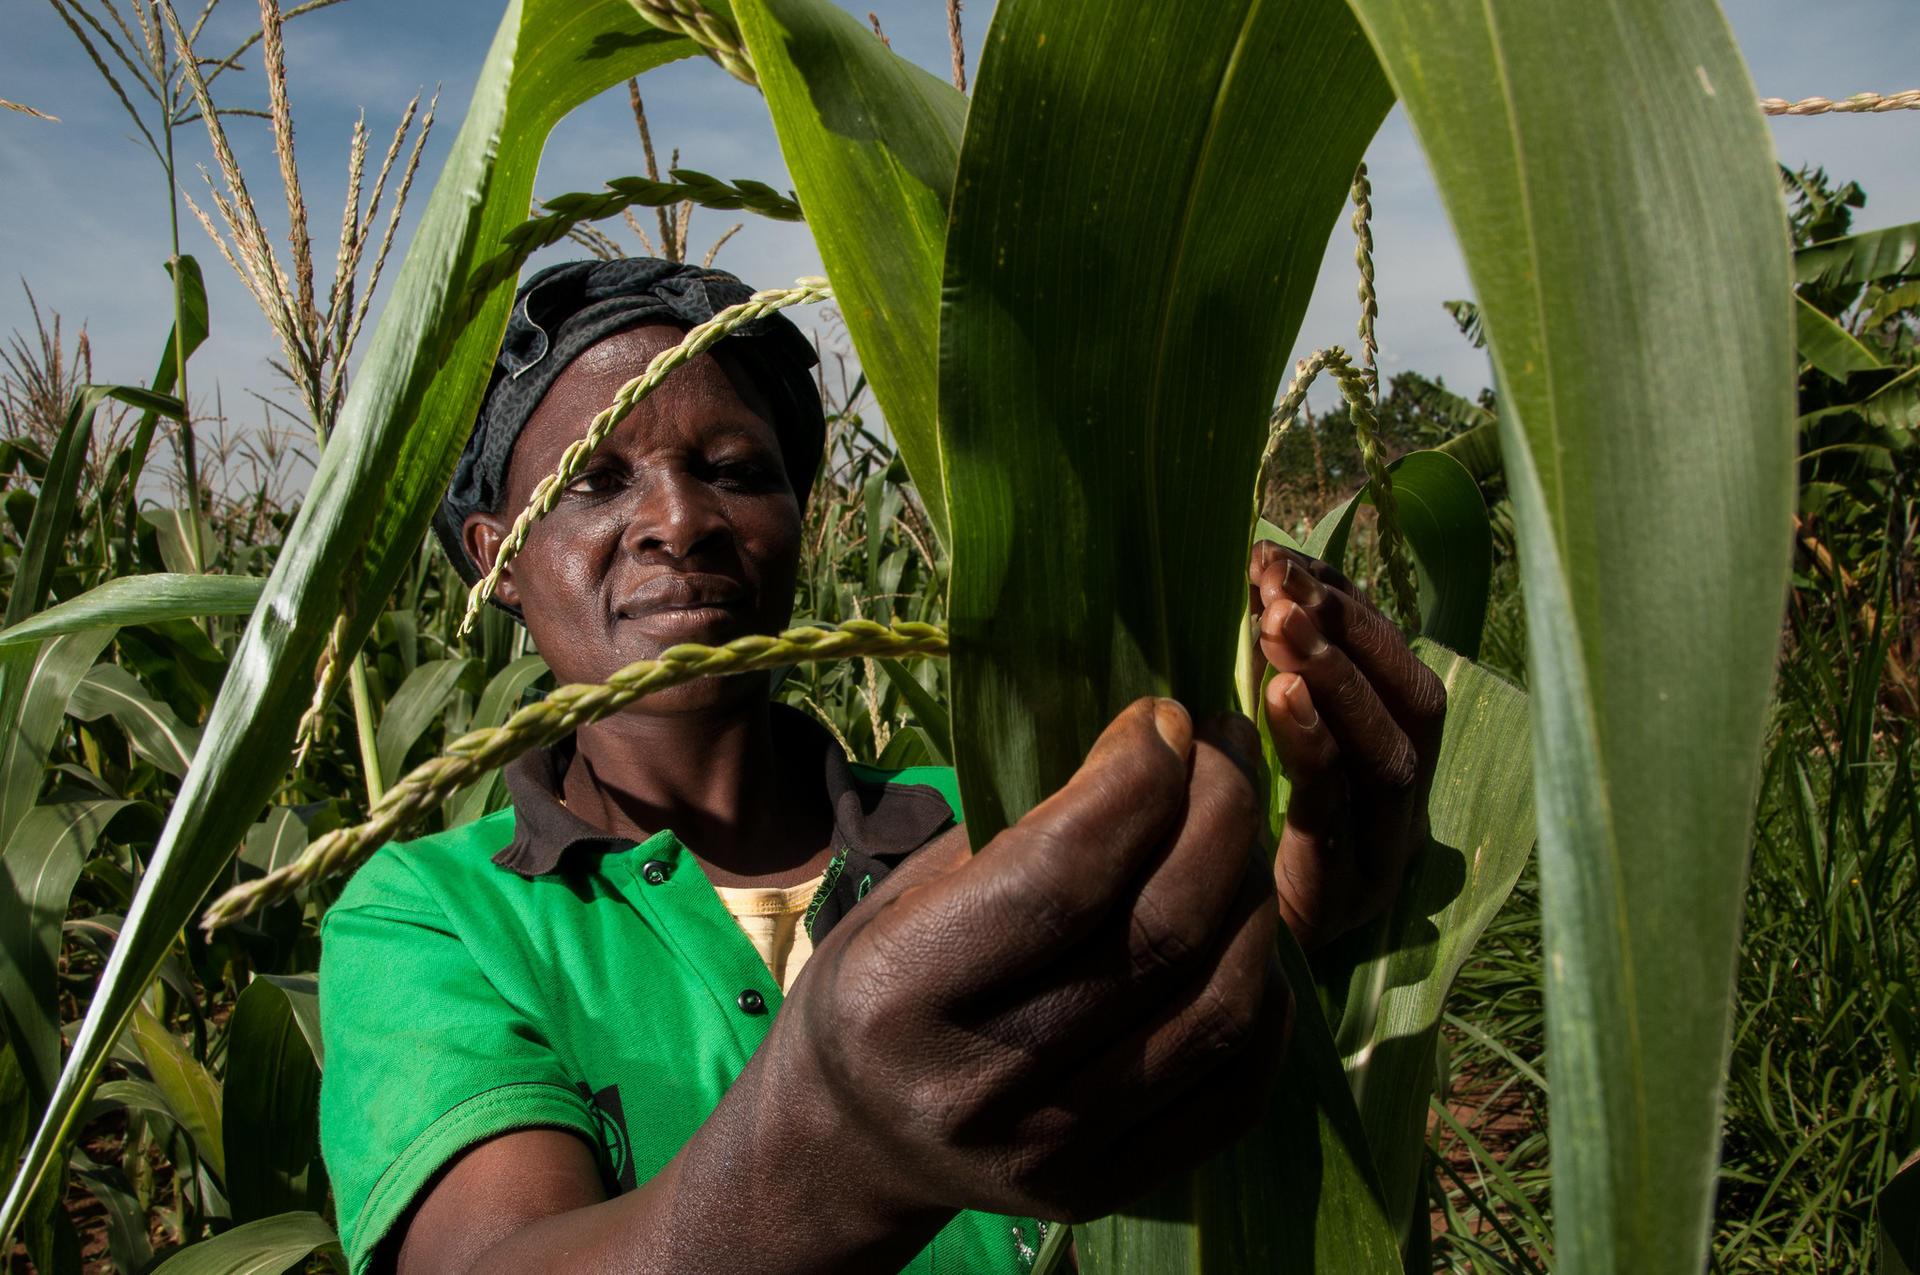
614;574;752;641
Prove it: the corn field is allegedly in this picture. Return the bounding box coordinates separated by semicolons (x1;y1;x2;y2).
1;0;1917;1271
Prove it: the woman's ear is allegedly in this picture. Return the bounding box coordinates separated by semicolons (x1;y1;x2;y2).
462;512;520;609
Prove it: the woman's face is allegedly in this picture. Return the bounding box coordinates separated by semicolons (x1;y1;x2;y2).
462;322;802;712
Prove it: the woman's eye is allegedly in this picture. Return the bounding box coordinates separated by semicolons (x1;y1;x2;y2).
712;460;776;490
564;468;622;496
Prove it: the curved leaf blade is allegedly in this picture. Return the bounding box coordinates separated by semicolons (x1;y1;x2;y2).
939;0;1394;840
223;976;327;1223
735;0;966;541
1336;0;1796;1267
0;575;265;649
150;1211;342;1275
0;800;131;1113
374;657;474;782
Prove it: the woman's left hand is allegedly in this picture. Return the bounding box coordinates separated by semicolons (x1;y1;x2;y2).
1248;541;1447;951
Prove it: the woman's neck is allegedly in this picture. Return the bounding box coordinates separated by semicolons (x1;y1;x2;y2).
562;698;837;889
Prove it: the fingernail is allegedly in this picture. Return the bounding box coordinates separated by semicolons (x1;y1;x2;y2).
1279;673;1319;729
1283;599;1329;658
1281;557;1326;606
1152;698;1193;756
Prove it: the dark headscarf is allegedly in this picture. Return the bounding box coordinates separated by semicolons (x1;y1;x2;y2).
432;257;825;587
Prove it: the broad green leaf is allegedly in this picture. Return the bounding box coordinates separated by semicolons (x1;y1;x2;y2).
150;1210;343;1275
0;800;130;1113
939;0;1392;839
240;808;310;877
1324;643;1533;1232
375;657;474;781
444;654;549;826
6;385;183;628
0;574;264;648
70;1147;153;1275
130;1003;224;1182
0;630;116;852
1296;451;1493;658
0;2;698;1240
936;0;1393;1268
123;255;210;533
735;0;965;543
140;508;216;578
1074;928;1401;1273
876;657;951;764
224;976;327;1222
1796;220;1920;287
255;973;324;1068
1883;1154;1920;1275
1337;0;1796;1268
67;664;202;777
1796;293;1886;379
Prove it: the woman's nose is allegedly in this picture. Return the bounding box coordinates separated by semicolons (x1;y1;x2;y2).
619;470;728;560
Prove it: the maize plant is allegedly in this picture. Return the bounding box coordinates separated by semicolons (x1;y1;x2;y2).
0;0;1822;1269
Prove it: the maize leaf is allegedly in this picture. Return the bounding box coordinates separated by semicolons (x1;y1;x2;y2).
0;575;265;648
1336;0;1796;1268
734;0;965;542
937;0;1398;1267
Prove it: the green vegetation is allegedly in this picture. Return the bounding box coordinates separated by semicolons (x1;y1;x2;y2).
1;1;1914;1271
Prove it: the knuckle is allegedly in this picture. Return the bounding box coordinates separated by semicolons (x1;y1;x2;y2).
1375;737;1421;792
1127;893;1206;979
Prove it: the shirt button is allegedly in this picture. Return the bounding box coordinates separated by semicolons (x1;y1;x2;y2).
737;989;767;1015
640;860;671;885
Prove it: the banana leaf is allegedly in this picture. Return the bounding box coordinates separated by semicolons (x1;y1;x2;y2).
735;0;966;543
0;1;701;1240
1337;1;1796;1269
1797;294;1887;379
1796;220;1920;286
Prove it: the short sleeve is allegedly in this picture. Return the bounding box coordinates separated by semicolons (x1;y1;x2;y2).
318;863;595;1273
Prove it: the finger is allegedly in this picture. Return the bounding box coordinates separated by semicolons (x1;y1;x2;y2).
934;698;1195;976
1264;673;1342;838
1259;596;1419;791
937;715;1270;1075
1027;937;1291;1222
1039;859;1280;1128
1271;549;1446;757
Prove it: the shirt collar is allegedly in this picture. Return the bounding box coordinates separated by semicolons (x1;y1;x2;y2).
491;704;955;877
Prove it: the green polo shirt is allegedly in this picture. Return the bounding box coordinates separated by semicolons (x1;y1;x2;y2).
317;714;1046;1274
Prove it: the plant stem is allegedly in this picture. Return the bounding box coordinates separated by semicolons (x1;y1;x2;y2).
349;652;384;806
163;119;205;572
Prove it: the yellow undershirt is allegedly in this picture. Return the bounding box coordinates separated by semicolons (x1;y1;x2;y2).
710;872;824;994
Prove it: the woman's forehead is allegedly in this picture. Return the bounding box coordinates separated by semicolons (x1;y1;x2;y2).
515;323;779;459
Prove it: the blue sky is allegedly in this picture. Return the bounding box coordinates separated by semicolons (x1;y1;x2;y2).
2;0;1915;465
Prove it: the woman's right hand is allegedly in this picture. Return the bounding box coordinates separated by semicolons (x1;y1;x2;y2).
764;697;1290;1227
402;698;1285;1275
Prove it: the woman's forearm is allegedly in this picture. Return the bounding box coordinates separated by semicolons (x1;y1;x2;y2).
460;1044;953;1275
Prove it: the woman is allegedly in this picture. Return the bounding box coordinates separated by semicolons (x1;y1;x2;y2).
318;259;1445;1274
